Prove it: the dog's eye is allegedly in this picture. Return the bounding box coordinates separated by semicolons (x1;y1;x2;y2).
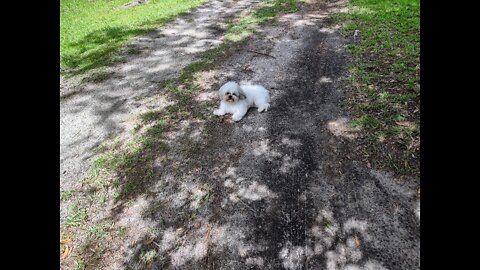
225;92;230;95
231;93;237;96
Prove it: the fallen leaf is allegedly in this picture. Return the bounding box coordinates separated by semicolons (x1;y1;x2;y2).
62;245;70;260
60;239;71;244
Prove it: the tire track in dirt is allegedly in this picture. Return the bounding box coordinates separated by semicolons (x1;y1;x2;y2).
176;0;421;269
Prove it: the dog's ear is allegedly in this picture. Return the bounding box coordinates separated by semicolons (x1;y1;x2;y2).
238;87;247;100
218;86;225;100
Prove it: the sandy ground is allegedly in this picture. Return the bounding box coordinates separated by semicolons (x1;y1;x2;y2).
60;0;419;269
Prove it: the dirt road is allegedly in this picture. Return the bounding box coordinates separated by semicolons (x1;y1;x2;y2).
60;0;262;192
60;0;419;269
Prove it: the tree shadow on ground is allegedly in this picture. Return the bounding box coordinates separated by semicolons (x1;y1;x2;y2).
88;22;418;270
66;1;419;269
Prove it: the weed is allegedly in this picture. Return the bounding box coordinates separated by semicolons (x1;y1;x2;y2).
66;203;88;228
140;249;159;265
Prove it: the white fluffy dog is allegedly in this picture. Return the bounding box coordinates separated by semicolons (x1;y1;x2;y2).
213;81;271;121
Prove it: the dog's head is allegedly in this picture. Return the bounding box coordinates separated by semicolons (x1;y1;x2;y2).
219;81;246;103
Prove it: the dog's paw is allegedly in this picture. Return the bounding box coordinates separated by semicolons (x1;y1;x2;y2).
213;109;225;116
232;115;243;122
258;103;270;112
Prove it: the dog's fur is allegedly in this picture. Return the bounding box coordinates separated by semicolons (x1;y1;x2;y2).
213;81;270;121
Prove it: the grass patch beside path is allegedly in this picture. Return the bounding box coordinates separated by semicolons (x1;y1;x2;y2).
335;0;420;176
60;0;207;76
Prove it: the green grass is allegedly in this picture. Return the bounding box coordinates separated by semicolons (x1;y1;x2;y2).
60;0;207;76
73;261;86;270
61;190;75;201
139;249;160;265
335;0;420;175
65;203;88;228
87;225;108;240
117;226;128;238
88;135;165;200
